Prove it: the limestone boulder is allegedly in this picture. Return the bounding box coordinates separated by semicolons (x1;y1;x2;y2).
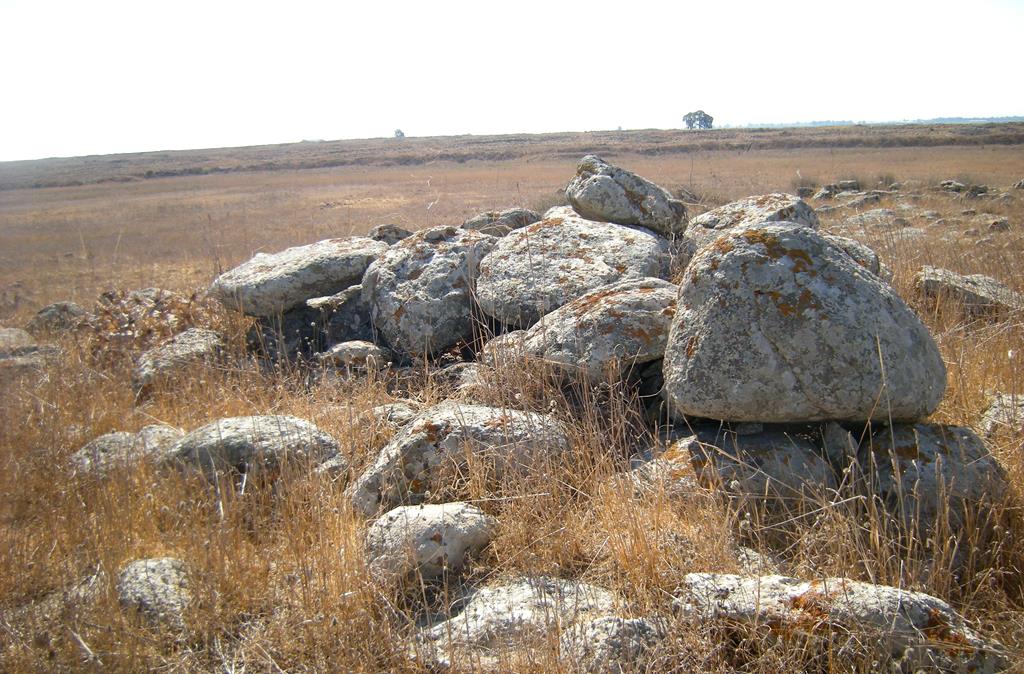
346;402;568;516
663;224;946;423
361;226;497;358
210;237;388;317
117;557;191;630
565;155;687;237
132;328;224;395
71;425;183;475
820;234;885;278
463;208;540;236
476;212;670;328
914;266;1024;314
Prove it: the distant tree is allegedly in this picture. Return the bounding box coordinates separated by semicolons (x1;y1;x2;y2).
394;129;405;139
683;110;714;130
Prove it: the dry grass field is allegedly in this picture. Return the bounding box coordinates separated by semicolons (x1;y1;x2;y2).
3;125;1024;671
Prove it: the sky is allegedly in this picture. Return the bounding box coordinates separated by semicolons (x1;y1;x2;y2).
0;0;1022;161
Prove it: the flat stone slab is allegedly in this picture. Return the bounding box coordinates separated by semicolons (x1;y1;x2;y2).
914;266;1024;314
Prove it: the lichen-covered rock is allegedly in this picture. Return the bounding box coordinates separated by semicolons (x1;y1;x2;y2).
71;425;183;475
463;208;541;236
132;328;223;394
347;402;568;516
420;576;616;669
678;193;818;269
318;340;392;371
368;223;414;245
565;155;687;237
476;212;670;328
26;301;89;335
362;226;497;358
820;234;884;278
859;424;1006;534
519;278;677;384
117;557;191;630
914;266;1024;314
210;237;388;317
676;573;1008;672
559;616;663;673
0;327;35;357
365;502;495;581
169;415;339;479
663;224;946;423
979;393;1024;439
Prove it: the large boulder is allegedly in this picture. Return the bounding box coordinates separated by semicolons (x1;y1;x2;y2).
117;557;191;630
678;193;819;269
519;278;677;384
565;155;687;237
361;226;497;359
71;425;183;475
663;224;946;423
476;212;670;328
168;416;339;480
365;502;496;581
210;237;388;317
914;266;1024;315
676;573;1008;672
346;402;568;516
463;208;541;236
131;328;224;395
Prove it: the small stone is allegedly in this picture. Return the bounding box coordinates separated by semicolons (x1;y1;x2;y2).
368;223;414;245
462;208;540;236
132;328;224;395
117;557;191;630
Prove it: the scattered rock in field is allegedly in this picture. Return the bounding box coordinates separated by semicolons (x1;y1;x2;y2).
820;234;884;277
346;402;568;516
565;155;687;237
988;218;1011;232
842;208;902;230
979;393;1024;440
837;179;861;191
169;415;339;480
559;616;664;673
663;224;946;423
914;266;1024;314
210;237;388;317
841;193;882;210
26;301;89;335
368;223;414;245
1014;179;1024;190
463;208;541;236
679;193;819;269
813;184;839;200
362;226;497;358
795;186;815;198
518;278;677;384
117;557;191;630
476;212;670;328
940;179;967;193
306;284;374;346
676;573;1008;672
132;328;223;395
420;576;616;669
365;502;495;581
859;423;1006;535
71;425;183;475
318;340;392;371
0;327;36;357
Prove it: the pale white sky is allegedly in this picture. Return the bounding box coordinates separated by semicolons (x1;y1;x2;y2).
1;0;1021;161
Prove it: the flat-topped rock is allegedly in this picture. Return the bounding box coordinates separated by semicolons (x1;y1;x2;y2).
914;266;1024;314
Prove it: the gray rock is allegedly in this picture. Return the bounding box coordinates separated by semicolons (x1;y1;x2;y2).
26;301;89;335
734;547;781;575
676;573;1008;672
795;186;815;198
365;502;495;581
478;330;527;367
0;327;35;357
117;557;191;629
914;266;1024;314
559;616;663;673
859;424;1007;535
318;340;392;371
842;208;900;230
820;234;883;277
307;284;375;346
421;576;616;669
210;237;388;317
837;179;861;191
169;415;339;480
365;401;424;429
979;393;1024;439
565;155;687;237
813;185;838;200
71;425;183;475
463;208;541;236
132;328;224;395
362;226;497;358
663;224;946;423
476;212;670;328
368;223;414;245
842;193;882;210
346;402;568;516
1014;179;1024;190
940;179;967;193
518;278;677;384
679;193;818;269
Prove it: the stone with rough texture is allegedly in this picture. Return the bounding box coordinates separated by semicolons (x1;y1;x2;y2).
914;266;1024;314
362;226;497;358
820;234;884;278
421;576;616;669
679;193;818;269
842;208;903;230
210;237;388;317
169;415;339;479
519;278;677;383
71;425;183;475
368;223;414;245
859;424;1006;534
663;224;946;423
565;155;687;237
559;616;663;673
26;301;89;335
676;573;1008;672
307;284;374;346
367;401;424;428
979;393;1024;439
132;328;223;394
0;327;35;357
463;208;541;236
476;212;670;328
117;557;191;629
347;402;568;516
365;502;495;580
318;340;392;371
478;330;527;368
